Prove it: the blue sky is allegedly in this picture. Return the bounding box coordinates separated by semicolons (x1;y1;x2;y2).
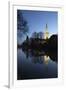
22;10;58;37
17;10;58;44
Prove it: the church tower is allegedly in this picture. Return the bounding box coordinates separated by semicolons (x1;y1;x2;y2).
44;24;49;39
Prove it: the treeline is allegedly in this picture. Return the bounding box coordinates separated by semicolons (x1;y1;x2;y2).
18;34;58;51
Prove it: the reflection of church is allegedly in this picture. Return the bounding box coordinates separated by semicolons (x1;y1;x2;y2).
44;55;50;64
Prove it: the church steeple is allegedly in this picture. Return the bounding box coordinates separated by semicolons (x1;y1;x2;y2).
46;24;48;31
44;24;49;39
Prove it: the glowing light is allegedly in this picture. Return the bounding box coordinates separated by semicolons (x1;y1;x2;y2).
44;55;50;64
44;24;49;39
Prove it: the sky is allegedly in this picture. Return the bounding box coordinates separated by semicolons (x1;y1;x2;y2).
22;10;58;37
17;10;58;44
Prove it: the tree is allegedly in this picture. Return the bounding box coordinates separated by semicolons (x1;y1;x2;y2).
48;34;58;49
17;10;29;35
17;10;29;44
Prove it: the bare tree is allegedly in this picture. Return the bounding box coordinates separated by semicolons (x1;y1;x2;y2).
17;10;29;44
17;10;29;35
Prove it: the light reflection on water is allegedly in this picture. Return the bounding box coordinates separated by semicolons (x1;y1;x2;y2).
17;48;58;80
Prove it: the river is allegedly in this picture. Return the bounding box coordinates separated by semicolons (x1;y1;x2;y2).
17;48;58;80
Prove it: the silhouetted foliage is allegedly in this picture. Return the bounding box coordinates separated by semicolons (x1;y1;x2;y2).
48;34;58;49
17;10;29;35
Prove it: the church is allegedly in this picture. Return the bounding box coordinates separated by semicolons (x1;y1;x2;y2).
38;24;49;39
44;24;49;39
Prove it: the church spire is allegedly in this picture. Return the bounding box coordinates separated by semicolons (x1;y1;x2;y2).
44;24;49;39
46;24;48;30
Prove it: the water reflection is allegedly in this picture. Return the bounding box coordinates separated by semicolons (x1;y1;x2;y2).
17;48;58;80
22;48;58;63
44;55;50;64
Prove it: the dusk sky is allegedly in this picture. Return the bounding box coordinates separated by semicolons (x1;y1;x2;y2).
22;10;58;37
17;10;58;44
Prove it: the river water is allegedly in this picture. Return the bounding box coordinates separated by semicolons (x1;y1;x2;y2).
17;48;58;80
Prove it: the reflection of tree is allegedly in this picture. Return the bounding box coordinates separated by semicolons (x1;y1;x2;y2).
31;56;44;64
22;48;57;63
17;10;29;44
21;34;58;63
